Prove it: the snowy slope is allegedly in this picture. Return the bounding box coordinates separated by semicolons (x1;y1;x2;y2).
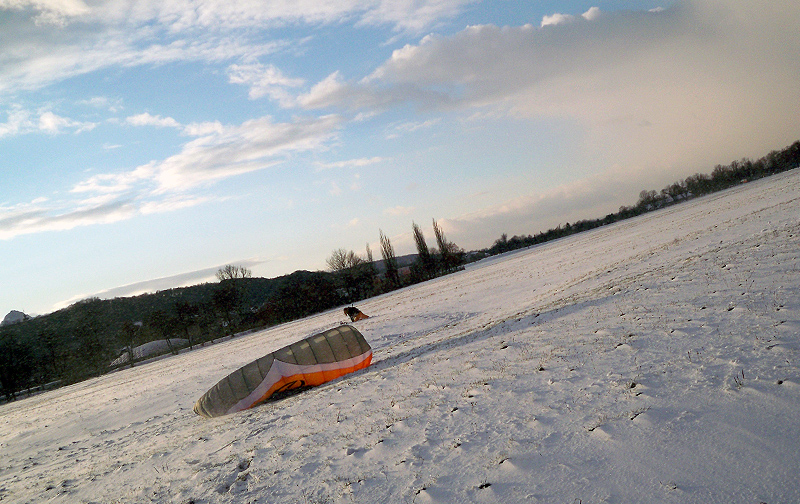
1;170;799;504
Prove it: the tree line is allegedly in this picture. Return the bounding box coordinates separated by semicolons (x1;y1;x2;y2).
0;266;348;401
487;140;800;255
325;218;466;305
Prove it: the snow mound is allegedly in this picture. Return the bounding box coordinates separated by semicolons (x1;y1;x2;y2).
110;338;190;366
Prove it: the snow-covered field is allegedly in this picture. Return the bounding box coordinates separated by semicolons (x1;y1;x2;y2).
2;170;799;504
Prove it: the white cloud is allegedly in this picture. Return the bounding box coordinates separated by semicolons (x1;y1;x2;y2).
37;111;66;132
125;112;181;129
42;111;96;133
315;156;386;171
0;108;95;135
121;0;471;33
0;0;91;26
357;0;477;33
74;114;342;196
0;20;282;96
298;68;450;112
79;96;122;112
0;107;34;137
297;72;356;110
138;194;212;214
0;0;475;96
70;168;150;194
582;7;601;21
0;199;137;240
125;114;226;137
541;13;573;27
540;6;599;28
151;114;342;193
2;107;96;136
1;114;342;240
323;0;800;178
227;63;305;105
393;118;441;133
182;121;225;136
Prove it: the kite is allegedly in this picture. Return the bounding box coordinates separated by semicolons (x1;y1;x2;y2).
194;325;372;418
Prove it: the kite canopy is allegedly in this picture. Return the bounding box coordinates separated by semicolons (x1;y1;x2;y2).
194;325;372;418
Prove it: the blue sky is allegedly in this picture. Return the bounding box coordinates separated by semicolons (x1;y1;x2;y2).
2;0;798;316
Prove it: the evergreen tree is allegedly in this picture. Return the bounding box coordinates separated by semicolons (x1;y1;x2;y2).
0;329;33;401
434;219;464;271
412;222;435;279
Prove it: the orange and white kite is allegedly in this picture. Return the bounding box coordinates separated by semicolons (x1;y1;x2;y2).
194;325;372;418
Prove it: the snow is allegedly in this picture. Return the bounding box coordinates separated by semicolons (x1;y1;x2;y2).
2;169;799;504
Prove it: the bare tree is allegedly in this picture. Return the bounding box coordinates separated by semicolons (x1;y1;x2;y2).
326;249;364;272
327;248;373;302
216;264;252;282
214;265;251;335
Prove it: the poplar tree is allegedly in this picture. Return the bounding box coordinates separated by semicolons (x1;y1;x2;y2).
379;230;400;288
412;222;435;279
433;219;464;272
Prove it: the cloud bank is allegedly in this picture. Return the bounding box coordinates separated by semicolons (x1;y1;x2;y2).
0;0;476;96
294;0;800;241
313;1;799;157
0;114;342;240
1;107;96;136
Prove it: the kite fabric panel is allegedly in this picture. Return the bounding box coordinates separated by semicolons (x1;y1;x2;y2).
194;325;372;418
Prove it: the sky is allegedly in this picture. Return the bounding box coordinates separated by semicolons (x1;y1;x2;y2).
1;0;798;317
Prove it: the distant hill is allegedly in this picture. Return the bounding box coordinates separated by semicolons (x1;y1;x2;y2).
0;269;346;395
1;310;28;326
372;253;418;273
